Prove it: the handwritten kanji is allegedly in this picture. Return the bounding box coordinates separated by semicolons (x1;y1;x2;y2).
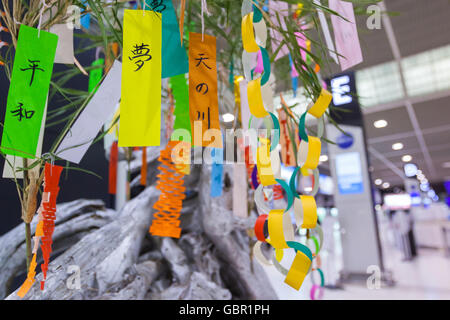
195;53;212;69
195;83;209;95
197;107;211;129
11;102;34;121
20;59;44;86
128;43;152;71
150;0;166;13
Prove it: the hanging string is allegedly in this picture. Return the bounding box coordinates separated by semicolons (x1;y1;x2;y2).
200;0;211;42
142;0;148;16
37;0;50;38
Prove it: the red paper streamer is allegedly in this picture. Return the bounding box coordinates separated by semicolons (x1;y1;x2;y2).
108;141;118;194
140;147;147;186
40;163;63;290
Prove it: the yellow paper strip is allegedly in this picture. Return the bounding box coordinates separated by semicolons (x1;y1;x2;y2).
268;209;289;249
300;195;318;229
308;88;332;118
247;78;269;118
298;136;321;170
241;13;259;53
119;10;162;147
257;137;277;186
284;251;311;290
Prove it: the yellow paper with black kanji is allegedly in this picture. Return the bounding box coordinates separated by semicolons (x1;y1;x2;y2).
189;33;222;148
119;10;161;147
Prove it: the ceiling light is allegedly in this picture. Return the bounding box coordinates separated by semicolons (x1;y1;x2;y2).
421;178;428;184
382;182;390;189
374;179;383;185
417;174;425;180
392;142;404;150
373;119;388;128
402;155;412;162
319;155;328;162
442;162;450;168
222;113;235;123
416;170;422;175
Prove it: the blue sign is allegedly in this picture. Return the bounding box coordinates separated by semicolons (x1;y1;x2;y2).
336;133;354;149
335;152;364;195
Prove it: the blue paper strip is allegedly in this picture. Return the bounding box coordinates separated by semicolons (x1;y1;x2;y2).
211;148;224;197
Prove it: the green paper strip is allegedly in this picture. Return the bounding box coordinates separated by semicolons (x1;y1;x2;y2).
286;241;313;261
259;46;271;86
252;3;263;22
269;112;280;152
289;167;300;198
276;179;293;212
144;0;189;78
88;58;104;93
299;111;309;142
0;25;57;158
170;74;191;141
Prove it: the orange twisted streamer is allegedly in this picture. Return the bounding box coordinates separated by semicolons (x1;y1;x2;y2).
149;141;186;239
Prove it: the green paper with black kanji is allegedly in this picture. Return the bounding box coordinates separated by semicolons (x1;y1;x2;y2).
1;25;58;158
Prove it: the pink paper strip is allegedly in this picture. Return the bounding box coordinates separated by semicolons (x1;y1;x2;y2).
269;0;289;61
329;0;363;70
255;50;264;74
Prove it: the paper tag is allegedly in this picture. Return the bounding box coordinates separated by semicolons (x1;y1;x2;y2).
56;61;122;163
119;10;162;147
0;26;57;158
329;0;363;70
50;24;74;64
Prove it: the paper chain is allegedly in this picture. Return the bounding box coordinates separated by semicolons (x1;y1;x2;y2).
149;141;187;239
240;0;332;293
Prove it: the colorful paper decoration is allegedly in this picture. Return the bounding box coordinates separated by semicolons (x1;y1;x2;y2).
210;148;223;198
119;9;162;147
150;141;186;238
233;163;248;218
240;0;331;292
188;32;222;148
143;0;189;78
39;163;63;290
108;141;118;194
88;58;104;93
329;0;363;70
278;105;299;167
56;61;122;164
313;0;339;63
140;147;147;186
50;23;74;64
18;163;63;298
268;0;289;60
0;25;57;158
170;74;191;140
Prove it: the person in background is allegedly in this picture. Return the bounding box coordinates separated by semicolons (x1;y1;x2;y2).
393;209;413;261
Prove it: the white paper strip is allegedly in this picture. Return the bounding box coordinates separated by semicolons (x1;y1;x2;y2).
50;24;75;64
56;61;122;164
232;163;248;218
313;0;339;64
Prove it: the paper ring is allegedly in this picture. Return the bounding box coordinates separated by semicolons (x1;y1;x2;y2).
310;284;324;300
